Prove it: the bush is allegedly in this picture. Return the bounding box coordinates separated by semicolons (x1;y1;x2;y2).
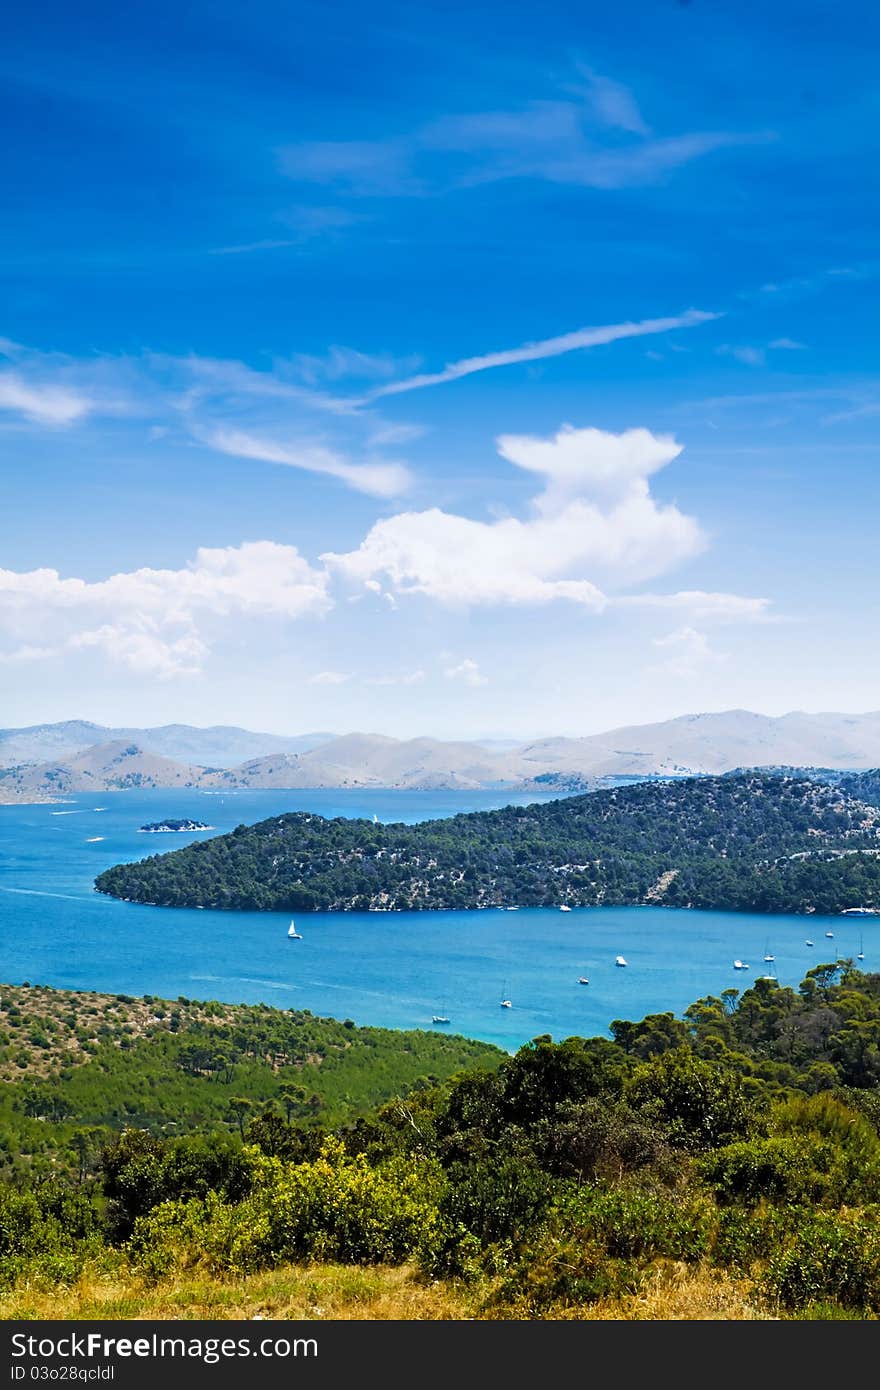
130;1139;442;1277
557;1186;716;1263
762;1210;880;1314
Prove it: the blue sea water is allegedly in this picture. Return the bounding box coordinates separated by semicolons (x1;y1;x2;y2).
0;788;871;1052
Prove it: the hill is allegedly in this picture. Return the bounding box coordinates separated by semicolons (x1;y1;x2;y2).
95;773;880;916
5;711;880;803
4;964;880;1321
0;721;334;770
0;740;207;801
0;982;501;1156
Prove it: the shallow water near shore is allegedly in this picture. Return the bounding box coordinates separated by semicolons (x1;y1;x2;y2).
0;788;872;1051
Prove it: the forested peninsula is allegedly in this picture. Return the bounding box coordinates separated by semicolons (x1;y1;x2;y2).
95;773;880;915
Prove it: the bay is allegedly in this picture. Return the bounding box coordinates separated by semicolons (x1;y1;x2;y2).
0;788;867;1051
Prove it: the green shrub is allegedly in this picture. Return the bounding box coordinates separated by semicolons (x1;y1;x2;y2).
762;1210;880;1313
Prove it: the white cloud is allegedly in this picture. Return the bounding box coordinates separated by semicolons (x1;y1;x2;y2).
367;310;718;400
200;427;412;498
0;542;330;678
444;658;488;687
650;626;726;678
0;373;94;426
308;670;352;685
614;590;773;622
323;424;705;606
769;338;807;350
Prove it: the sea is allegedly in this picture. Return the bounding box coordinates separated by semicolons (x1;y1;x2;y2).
0;788;871;1052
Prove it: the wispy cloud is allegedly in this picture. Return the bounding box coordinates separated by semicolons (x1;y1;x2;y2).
577;67;650;136
0;373;94;426
278;69;771;198
614;590;773;623
211;206;362;255
291;345;421;386
717;344;767;367
308;670;351;685
366;309;718;400
715;337;809;368
202;427;412;498
209;238;302;256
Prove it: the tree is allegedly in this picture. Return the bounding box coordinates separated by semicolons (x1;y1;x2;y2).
228;1097;253;1138
279;1083;308;1126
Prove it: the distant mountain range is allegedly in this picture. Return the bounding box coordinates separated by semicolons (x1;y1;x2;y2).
0;721;334;769
1;710;880;803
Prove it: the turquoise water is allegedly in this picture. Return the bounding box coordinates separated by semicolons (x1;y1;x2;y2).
0;788;871;1052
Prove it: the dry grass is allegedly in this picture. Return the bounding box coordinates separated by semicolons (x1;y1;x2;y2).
565;1263;772;1320
0;1263;475;1322
0;1260;776;1322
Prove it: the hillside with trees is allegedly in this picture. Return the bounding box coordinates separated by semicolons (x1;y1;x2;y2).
3;964;880;1319
95;774;880;915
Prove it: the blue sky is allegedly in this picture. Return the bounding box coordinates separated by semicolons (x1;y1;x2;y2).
1;0;878;739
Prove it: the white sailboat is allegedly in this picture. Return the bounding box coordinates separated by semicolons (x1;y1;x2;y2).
733;960;749;971
287;920;302;939
615;955;627;967
499;981;512;1008
858;934;865;961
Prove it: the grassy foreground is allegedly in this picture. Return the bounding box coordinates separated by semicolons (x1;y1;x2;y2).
0;1260;770;1321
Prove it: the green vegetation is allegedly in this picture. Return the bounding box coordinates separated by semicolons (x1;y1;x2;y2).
0;983;501;1181
3;964;880;1318
96;773;880;914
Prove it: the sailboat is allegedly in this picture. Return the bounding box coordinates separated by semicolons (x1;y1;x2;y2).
287;920;302;939
577;975;589;985
615;955;627;967
763;941;775;963
858;934;865;961
733;960;749;971
499;982;512;1008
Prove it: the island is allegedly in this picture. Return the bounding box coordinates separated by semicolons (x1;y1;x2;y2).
97;773;880;915
137;818;213;833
